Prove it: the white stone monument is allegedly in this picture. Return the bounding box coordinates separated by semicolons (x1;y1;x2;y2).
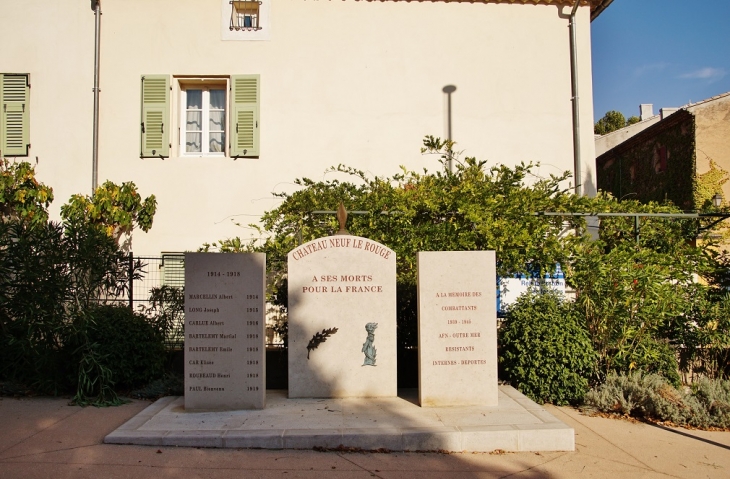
185;252;266;410
417;251;498;407
287;214;397;398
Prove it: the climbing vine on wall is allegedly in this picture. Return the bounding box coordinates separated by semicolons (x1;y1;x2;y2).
694;157;730;209
694;157;730;241
597;114;696;209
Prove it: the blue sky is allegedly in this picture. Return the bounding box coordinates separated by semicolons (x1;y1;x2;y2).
591;0;730;122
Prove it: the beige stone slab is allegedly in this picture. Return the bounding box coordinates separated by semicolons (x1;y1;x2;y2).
113;414;153;430
288;236;397;398
104;387;574;452
436;411;544;427
161;431;224;448
283;429;344;449
459;425;520;452
342;413;443;429
222;429;284;449
340;428;404;451
417;251;498;407
244;415;345;430
402;427;462;451
104;429;166;446
500;385;546;410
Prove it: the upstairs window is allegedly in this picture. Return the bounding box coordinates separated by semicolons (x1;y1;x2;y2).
230;1;261;31
221;0;270;41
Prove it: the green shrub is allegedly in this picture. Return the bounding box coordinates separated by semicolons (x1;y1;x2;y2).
583;372;703;425
78;305;166;390
570;241;701;384
583;372;730;429
499;291;597;405
691;377;730;428
0;219;145;398
610;338;682;387
0;220;72;393
144;285;185;350
130;373;184;400
672;287;730;381
1;177;157;405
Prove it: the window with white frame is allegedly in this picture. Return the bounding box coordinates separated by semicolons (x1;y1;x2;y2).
180;83;227;156
140;74;259;159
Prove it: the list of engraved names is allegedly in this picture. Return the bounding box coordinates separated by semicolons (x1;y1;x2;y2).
184;253;265;410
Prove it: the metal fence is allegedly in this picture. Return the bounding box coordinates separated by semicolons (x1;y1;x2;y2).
131;253;185;311
127;253;286;348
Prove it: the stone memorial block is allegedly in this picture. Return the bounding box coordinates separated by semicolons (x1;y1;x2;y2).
418;251;498;407
288;236;397;398
185;253;265;410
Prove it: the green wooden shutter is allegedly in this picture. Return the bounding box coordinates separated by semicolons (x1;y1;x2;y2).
1;74;30;157
229;74;259;158
162;253;185;289
140;75;170;158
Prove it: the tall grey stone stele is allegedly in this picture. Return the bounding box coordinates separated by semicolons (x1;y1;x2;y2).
185;253;266;410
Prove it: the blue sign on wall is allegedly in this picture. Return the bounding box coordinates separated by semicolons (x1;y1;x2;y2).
497;264;565;315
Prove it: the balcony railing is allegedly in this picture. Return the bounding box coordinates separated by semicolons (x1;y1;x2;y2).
230;1;262;31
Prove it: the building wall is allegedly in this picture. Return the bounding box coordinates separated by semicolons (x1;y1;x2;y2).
596;112;696;209
594;115;661;157
693;96;730;175
1;0;596;254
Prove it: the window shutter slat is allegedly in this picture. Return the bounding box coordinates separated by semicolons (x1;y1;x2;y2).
140;75;170;158
1;74;30;157
162;254;185;288
230;75;259;157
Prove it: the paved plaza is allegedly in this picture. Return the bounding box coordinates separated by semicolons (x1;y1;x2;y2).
1;392;730;478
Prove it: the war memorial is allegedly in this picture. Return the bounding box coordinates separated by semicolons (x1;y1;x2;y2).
106;208;574;452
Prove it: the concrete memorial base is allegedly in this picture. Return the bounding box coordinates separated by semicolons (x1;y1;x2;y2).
105;386;574;452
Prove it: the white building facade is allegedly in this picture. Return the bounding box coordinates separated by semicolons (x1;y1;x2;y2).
0;0;604;254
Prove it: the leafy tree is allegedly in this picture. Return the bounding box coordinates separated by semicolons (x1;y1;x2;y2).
238;137;596;348
60;181;157;250
207;137;730;388
199;237;256;253
567;196;711;384
594;110;641;135
1;175;157;403
0;158;53;225
0;218;143;398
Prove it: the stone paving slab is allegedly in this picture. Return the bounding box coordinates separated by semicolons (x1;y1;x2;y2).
104;386;574;452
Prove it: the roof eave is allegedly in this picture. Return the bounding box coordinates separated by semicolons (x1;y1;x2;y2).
590;0;614;22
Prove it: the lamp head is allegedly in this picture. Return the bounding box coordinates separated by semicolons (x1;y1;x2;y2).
712;192;723;208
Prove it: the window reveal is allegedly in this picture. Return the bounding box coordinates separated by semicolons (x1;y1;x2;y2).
230;1;261;31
